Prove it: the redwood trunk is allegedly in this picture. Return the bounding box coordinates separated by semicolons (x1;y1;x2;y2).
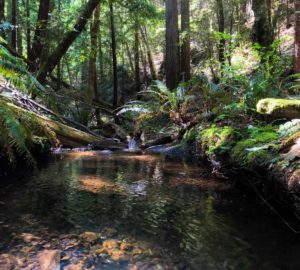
295;0;300;72
29;0;51;71
165;0;179;89
180;0;191;81
109;0;118;108
11;0;17;50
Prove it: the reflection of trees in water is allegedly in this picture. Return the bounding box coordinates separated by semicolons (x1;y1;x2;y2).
172;193;254;270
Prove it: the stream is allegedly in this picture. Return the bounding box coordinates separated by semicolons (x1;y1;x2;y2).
1;151;300;269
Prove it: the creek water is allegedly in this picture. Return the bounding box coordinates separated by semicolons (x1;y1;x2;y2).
0;151;300;270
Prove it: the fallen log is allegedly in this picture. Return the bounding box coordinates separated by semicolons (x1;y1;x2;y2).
7;102;104;148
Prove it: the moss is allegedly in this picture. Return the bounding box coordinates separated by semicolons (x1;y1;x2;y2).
199;125;240;155
257;98;300;119
230;126;280;168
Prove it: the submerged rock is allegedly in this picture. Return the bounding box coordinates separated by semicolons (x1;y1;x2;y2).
80;232;98;244
0;254;18;270
145;143;197;160
38;249;60;270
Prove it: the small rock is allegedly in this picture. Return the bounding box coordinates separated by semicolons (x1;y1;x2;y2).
132;248;143;256
0;254;18;270
120;242;132;251
110;250;127;261
38;249;60;270
79;232;98;244
20;233;40;243
102;239;119;249
64;264;81;270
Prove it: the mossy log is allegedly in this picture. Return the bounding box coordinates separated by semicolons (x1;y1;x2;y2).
257;98;300;119
7;102;104;148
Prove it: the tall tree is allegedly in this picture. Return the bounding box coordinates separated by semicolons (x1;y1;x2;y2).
29;0;51;71
252;0;273;48
88;4;100;101
134;15;140;94
11;0;17;50
0;0;4;23
25;0;30;57
37;0;101;84
216;0;225;65
165;0;179;89
295;0;300;72
109;0;118;108
180;0;191;81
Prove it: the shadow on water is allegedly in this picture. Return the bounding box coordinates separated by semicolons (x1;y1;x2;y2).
1;151;300;269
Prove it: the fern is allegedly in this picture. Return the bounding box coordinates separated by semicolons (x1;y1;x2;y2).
0;43;46;96
279;119;300;138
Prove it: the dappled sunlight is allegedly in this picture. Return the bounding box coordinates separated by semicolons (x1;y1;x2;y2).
169;176;231;190
78;176;122;194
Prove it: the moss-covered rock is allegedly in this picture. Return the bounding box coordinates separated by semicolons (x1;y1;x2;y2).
199;125;239;155
257;98;300;119
230;126;280;168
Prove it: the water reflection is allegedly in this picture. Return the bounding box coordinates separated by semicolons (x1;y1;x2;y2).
0;152;300;269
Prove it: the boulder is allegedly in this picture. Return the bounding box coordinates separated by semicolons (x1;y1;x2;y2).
257;98;300;119
79;232;98;244
0;254;18;270
38;250;60;270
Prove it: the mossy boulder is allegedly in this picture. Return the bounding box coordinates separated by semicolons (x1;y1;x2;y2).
199;125;239;155
257;98;300;119
230;126;280;168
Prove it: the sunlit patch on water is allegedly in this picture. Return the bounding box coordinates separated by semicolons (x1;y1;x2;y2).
1;152;300;269
78;177;121;194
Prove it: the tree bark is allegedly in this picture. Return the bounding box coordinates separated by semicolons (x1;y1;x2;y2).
252;0;273;48
165;0;179;89
29;0;51;71
180;0;191;81
37;0;101;84
0;0;5;38
109;0;118;108
140;27;157;80
11;0;17;50
88;4;100;102
134;16;141;94
216;0;225;65
26;0;30;57
295;0;300;72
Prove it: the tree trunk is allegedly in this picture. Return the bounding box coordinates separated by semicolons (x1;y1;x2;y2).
109;0;118;108
16;0;22;55
11;0;17;50
180;0;191;81
252;0;273;48
88;4;100;102
56;0;62;91
216;0;225;65
165;0;179;89
37;0;101;84
29;0;51;71
134;16;141;94
140;27;157;80
0;0;5;38
26;0;30;58
295;0;300;72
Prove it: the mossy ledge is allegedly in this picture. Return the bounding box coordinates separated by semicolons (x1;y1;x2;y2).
195;103;300;212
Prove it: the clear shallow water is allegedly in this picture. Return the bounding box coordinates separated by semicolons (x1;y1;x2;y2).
0;151;300;269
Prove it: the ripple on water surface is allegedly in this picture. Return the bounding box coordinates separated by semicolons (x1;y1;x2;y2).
0;152;300;269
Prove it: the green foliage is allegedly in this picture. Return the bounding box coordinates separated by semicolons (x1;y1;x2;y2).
279;119;300;138
199;125;239;155
0;44;46;97
230;126;280;168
